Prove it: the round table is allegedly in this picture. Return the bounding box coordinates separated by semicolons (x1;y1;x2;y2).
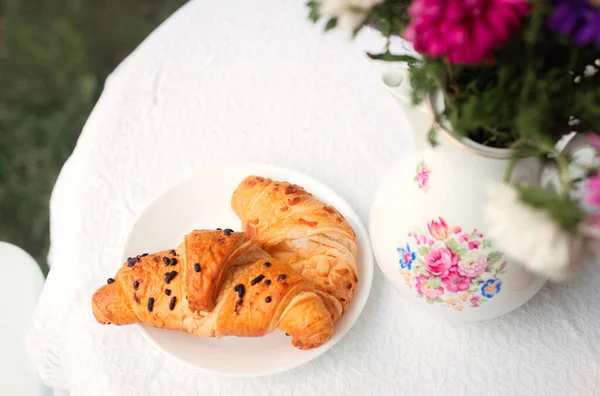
28;0;600;395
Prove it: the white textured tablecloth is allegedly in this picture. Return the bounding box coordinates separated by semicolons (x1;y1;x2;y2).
28;1;600;395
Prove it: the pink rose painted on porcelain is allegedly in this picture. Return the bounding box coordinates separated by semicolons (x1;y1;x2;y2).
424;247;457;277
415;274;444;299
427;217;449;241
458;251;488;277
442;269;472;293
470;296;481;308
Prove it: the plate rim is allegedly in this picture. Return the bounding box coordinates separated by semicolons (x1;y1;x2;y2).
126;162;374;377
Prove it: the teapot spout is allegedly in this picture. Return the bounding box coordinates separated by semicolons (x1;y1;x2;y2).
382;68;433;151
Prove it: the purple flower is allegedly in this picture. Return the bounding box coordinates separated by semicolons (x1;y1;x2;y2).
548;0;600;47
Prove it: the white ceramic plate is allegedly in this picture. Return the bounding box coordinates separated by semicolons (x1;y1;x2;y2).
123;163;373;377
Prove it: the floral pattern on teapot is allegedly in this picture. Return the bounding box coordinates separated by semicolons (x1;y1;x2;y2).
413;160;430;191
397;217;506;311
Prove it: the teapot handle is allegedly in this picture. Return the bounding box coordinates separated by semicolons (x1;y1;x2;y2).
381;68;433;151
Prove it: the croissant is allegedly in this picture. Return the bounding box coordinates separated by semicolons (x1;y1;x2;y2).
92;230;333;350
232;176;358;322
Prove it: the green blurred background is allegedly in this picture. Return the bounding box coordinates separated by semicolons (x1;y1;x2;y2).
0;0;186;275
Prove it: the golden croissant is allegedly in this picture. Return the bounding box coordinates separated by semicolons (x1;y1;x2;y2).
232;176;358;322
92;230;333;349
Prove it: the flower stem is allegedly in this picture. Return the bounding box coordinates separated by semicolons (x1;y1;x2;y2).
504;156;518;183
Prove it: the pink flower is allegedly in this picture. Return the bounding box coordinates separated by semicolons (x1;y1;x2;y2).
590;134;600;152
467;240;481;250
427;239;435;246
427;217;449;241
458;233;470;243
404;0;531;65
424;247;457;277
586;173;600;208
452;226;462;234
441;269;472;292
415;274;444;299
470;295;481;308
457;251;488;277
416;168;430;189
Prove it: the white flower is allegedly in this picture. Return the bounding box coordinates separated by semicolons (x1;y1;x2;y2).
483;182;598;282
318;0;384;30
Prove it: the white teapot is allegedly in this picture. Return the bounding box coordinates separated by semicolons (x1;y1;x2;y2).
369;68;550;322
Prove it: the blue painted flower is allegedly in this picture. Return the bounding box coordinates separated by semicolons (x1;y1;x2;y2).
397;243;416;270
481;278;502;298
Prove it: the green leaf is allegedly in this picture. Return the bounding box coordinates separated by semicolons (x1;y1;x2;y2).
482;239;492;249
425;298;435;305
324;18;338;31
428;277;442;288
517;185;587;232
446;239;466;257
307;1;320;22
487;251;503;263
366;52;418;63
435;297;444;302
427;126;439;147
446;239;459;250
417;246;430;256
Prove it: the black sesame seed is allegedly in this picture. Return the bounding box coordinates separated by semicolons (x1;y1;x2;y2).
169;258;177;266
224;228;234;236
165;289;171;296
285;333;290;336
141;253;149;257
263;262;271;268
107;278;114;284
162;257;170;265
250;275;265;285
169;296;177;311
147;297;155;312
216;228;222;231
264;279;271;286
194;263;201;272
265;296;272;303
169;249;176;256
278;274;287;281
234;284;245;298
165;271;178;284
133;280;140;290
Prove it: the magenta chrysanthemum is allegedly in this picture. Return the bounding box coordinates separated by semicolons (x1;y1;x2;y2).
404;0;531;64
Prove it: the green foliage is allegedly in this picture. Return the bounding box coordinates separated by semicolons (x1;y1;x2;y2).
517;185;587;231
446;239;467;258
0;0;186;275
487;251;503;264
416;246;430;256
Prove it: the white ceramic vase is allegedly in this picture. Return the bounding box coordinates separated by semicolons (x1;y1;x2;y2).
369;68;551;322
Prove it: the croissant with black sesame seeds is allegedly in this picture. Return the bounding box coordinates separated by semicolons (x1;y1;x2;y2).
91;230;333;350
232;176;359;322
